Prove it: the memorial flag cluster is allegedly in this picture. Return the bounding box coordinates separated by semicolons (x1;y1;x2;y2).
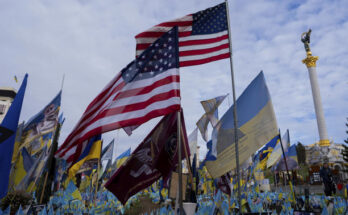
1;2;343;215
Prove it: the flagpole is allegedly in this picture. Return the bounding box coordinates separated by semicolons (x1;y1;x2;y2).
177;111;183;214
225;0;242;211
279;129;296;200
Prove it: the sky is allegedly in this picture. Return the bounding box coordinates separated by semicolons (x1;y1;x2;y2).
1;0;347;161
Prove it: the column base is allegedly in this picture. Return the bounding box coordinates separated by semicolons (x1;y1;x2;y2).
319;139;330;147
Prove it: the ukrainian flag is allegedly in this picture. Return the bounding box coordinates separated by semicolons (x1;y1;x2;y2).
256;135;280;170
207;71;278;178
267;129;290;168
68;135;102;178
115;148;131;169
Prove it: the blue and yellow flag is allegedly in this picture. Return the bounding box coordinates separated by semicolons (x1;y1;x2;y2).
0;74;28;198
256;134;280;170
267;129;290;168
69;135;102;178
13;147;35;186
207;71;278;178
22;91;61;155
115;147;131;169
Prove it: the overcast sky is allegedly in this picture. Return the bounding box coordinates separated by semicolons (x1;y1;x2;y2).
1;0;347;160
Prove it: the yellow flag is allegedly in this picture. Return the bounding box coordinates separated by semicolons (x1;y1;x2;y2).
69;138;102;178
13;153;27;186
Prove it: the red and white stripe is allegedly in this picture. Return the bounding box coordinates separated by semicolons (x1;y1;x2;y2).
56;68;180;166
135;15;230;67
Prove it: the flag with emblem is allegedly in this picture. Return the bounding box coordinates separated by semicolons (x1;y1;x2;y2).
135;3;229;67
56;27;180;168
105;111;189;205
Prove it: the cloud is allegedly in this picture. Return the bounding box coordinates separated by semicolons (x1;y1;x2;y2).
0;0;347;161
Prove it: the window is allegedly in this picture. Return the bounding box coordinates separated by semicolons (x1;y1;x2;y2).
0;104;6;114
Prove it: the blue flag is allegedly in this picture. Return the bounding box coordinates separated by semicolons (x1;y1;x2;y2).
22;147;35;172
0;74;28;198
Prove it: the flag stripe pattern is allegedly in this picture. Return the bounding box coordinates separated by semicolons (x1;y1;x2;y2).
135;3;230;67
56;27;181;167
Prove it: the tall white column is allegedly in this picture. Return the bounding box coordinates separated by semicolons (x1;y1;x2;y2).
303;54;330;146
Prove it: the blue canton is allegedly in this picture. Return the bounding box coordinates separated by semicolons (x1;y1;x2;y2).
122;27;179;83
192;3;227;35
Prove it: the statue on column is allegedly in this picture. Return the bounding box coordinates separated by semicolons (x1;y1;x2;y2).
301;29;312;53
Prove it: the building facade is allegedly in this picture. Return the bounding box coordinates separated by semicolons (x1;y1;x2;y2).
305;142;348;183
0;87;17;123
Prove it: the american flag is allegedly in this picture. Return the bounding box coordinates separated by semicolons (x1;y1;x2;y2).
135;3;230;67
56;27;181;167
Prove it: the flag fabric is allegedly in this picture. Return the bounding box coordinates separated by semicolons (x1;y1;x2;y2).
200;94;227;127
115;148;131;169
13;147;36;186
267;129;290;168
275;144;298;171
101;139;114;161
17;146;49;191
0;74;28;198
68;135;102;178
255;134;280;170
206;71;278;178
22;147;36;172
196;114;210;142
199;139;217;170
215;172;231;196
22;91;61;155
188;128;198;155
196;94;227;141
56;27;181;168
11;122;24;163
105;111;189;204
135;3;230;67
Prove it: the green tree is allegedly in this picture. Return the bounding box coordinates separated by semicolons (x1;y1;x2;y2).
296;142;307;165
341;118;348;173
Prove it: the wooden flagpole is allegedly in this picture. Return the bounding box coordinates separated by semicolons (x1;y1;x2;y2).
177;111;183;214
225;0;242;211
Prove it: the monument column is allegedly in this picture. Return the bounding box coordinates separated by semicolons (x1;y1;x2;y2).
301;29;330;146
